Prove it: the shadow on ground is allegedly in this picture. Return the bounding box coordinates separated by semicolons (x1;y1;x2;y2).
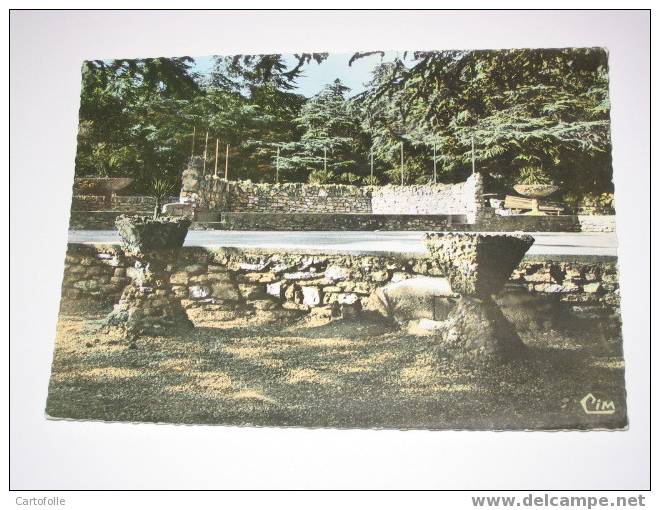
46;301;627;430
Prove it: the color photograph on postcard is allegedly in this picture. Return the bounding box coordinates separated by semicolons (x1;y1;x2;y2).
46;48;626;430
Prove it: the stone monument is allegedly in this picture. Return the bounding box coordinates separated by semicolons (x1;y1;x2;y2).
424;232;534;359
104;215;193;340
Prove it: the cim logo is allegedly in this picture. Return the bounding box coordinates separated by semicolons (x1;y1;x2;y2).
580;393;616;415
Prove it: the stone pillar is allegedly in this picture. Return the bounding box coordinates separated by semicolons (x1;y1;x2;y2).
180;156;203;209
424;232;534;360
464;172;485;224
104;216;193;340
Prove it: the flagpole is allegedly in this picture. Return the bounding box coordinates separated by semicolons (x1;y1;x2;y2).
225;144;230;180
214;138;219;178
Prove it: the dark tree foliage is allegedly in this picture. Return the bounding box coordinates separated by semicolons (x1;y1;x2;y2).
75;48;613;202
273;79;371;184
354;48;612;195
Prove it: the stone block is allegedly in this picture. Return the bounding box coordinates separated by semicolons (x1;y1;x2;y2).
189;285;212;299
301;286;322;306
337;293;359;305
309;305;337;321
162;202;194;218
284;271;320;281
189;275;210;285
370;270;390;282
583;282;602;293
324;265;351;281
73;279;98;291
266;281;284;299
534;282;578;293
523;271;554;283
239;272;278;284
211;282;241;301
353;282;371;295
239;261;270;271
185;264;207;275
170;271;189;285
172;286;188;298
249;299;279;311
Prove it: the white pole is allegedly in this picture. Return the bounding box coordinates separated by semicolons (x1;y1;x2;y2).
471;134;475;174
433;143;437;184
190;127;196;159
214;138;219;177
370;147;374;178
276;146;280;184
225;144;230;180
400;142;404;185
324;147;327;172
203;130;209;174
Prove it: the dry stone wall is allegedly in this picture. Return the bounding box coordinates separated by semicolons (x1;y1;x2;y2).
472;210;616;233
192;173;482;219
215;212;468;231
61;244;620;322
71;195;178;212
371;174;482;221
69;195;178;230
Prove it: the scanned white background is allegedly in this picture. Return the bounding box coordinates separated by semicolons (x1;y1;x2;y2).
9;10;650;490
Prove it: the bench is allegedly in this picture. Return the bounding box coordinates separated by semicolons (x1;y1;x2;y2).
503;195;564;215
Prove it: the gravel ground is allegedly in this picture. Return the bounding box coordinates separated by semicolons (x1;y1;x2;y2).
46;301;627;430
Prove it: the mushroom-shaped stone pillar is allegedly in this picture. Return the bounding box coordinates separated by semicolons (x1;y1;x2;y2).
424;232;535;359
104;215;194;340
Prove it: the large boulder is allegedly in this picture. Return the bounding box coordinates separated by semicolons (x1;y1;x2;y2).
367;276;455;323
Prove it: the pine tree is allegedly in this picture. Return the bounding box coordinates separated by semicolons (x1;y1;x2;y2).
276;79;368;183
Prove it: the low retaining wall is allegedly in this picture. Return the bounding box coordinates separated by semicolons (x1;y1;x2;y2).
69;195;178;230
474;211;616;233
189;173;482;221
71;195;177;212
577;215;617;233
61;244;620;318
217;212;469;231
69;211;121;230
69;209;616;233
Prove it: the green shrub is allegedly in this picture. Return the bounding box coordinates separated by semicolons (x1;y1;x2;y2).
339;172;361;185
308;169;336;184
517;166;553;185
